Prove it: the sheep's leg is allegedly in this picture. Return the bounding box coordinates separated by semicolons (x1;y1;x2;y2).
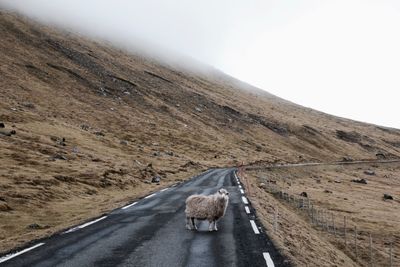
214;220;218;231
191;217;198;230
186;217;192;230
208;220;214;232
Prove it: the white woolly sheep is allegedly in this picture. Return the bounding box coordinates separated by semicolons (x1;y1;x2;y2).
185;188;229;231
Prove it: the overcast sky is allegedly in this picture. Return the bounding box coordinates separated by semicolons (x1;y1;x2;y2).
2;0;400;128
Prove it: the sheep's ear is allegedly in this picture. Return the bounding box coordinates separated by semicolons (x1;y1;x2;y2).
218;189;222;194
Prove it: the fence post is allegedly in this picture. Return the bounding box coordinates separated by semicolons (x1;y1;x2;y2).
390;239;393;267
332;214;336;237
369;233;372;267
344;216;347;249
355;225;358;263
274;209;278;233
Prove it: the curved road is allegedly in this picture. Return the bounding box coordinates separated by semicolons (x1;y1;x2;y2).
0;168;289;267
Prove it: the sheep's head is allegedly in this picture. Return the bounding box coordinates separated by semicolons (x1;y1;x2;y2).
217;188;229;200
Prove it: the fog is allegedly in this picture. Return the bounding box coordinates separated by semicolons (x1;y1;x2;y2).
1;0;400;128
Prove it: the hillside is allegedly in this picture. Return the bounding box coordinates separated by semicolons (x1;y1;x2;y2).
1;10;400;258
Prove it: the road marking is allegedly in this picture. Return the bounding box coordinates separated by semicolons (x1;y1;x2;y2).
122;201;138;210
240;189;245;194
250;220;260;234
245;206;250;214
160;188;169;192
263;252;275;267
144;193;156;199
239;185;242;189
242;196;249;204
64;216;107;233
0;243;45;263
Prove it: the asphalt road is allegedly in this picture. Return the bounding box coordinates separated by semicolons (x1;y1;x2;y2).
0;168;289;267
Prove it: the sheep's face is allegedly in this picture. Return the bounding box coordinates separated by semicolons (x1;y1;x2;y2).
218;188;229;199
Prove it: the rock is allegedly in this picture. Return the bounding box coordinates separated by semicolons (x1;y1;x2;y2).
0;123;4;128
341;156;353;162
195;107;202;112
27;223;48;230
151;176;161;183
120;140;129;145
95;131;105;136
53;154;67;160
165;151;174;156
0;202;12;212
334;180;342;183
351;178;367;184
376;152;386;159
300;192;308;198
153;151;160;156
22;102;35;109
383;194;393;200
144;180;151;184
259;182;266;189
80;124;90;131
364;170;375;175
10;130;16;135
324;190;333;194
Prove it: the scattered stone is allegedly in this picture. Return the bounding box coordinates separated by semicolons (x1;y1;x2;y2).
27;223;48;230
316;179;321;184
195;107;202;112
80;124;90;131
351;178;367;184
0;202;12;212
364;170;375;176
53;154;67;160
11;107;17;111
120;140;129;145
165;151;174;156
383;194;393;200
324;190;333;194
151;176;161;183
175;104;180;107
0;123;4;128
54;175;75;182
341;156;353;162
144;180;151;184
300;192;308;198
334;180;342;183
153;151;160;156
259;182;266;189
95;131;105;136
376;152;386;159
85;189;98;195
72;147;79;153
22;102;35;109
0;130;16;136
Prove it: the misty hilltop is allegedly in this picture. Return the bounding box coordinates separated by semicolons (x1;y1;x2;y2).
1;10;400;253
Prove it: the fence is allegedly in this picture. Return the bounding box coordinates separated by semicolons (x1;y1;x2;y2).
253;176;396;267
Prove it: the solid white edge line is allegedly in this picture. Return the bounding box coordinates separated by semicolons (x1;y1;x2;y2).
64;216;107;233
0;243;45;263
240;189;245;194
160;188;169;192
245;206;250;214
122;201;138;210
250;220;260;234
144;193;156;199
263;252;275;267
242;196;249;204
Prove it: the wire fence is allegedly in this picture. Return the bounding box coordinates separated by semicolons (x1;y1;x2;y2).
255;176;397;267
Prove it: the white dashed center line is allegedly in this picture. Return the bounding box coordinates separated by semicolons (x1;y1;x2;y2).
240;189;245;194
245;206;250;214
0;243;45;263
64;216;107;234
250;220;260;234
241;196;249;204
122;201;138;210
263;252;275;267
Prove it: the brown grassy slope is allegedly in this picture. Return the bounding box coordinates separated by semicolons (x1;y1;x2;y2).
0;10;400;254
247;162;400;267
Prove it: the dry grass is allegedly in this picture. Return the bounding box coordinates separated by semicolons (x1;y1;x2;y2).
246;162;400;267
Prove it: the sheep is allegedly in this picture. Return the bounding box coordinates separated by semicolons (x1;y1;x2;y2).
185;188;229;231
